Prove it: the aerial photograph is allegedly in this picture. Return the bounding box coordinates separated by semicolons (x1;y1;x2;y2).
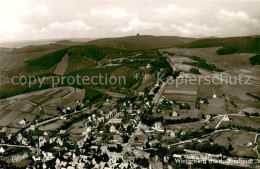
0;0;259;168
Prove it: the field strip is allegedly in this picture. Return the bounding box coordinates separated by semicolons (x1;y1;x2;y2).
53;51;69;75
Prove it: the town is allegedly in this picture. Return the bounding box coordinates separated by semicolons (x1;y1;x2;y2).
0;38;260;169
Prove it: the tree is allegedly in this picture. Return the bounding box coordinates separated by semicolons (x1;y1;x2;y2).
190;68;200;74
228;143;233;151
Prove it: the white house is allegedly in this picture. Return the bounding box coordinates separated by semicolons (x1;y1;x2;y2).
213;94;217;99
44;131;48;136
0;147;5;153
56;158;61;164
109;125;117;133
172;111;178;117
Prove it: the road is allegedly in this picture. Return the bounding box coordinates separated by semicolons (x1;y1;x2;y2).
122;122;141;154
152;82;167;104
215;115;227;129
0;144;32;148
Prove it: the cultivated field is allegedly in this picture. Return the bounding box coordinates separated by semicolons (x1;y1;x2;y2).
0;87;85;128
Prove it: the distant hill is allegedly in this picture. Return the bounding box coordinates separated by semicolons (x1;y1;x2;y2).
8;39;95;54
10;40;83;54
10;43;67;54
85;35;195;50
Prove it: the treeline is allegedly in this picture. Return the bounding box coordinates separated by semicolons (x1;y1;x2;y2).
178;36;260;55
164;117;199;125
68;45;134;61
59;112;89;131
249;55;260;65
180;128;214;141
246;92;260;101
83;87;104;103
0;82;52;100
150;57;173;77
216;37;260;55
142;115;199;126
184;56;224;72
190;68;200;74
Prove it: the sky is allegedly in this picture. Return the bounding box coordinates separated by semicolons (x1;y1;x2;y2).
0;0;259;43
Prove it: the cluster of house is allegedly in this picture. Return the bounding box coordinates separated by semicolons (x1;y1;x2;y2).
59;100;85;114
0;79;189;168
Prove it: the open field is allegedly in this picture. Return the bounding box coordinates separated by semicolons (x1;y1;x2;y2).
163;83;199;104
53;51;69;75
206;98;226;114
0;111;22;126
220;116;260;129
166;121;205;132
162;47;256;70
220;85;252;101
0;87;85;127
38;119;65;131
69;121;86;135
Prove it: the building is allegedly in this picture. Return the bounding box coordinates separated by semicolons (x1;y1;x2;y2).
109;125;117;133
152;122;165;132
166;130;176;138
213;94;217;99
0;147;5;154
222;115;230;121
172;111;178;117
206;115;211;121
